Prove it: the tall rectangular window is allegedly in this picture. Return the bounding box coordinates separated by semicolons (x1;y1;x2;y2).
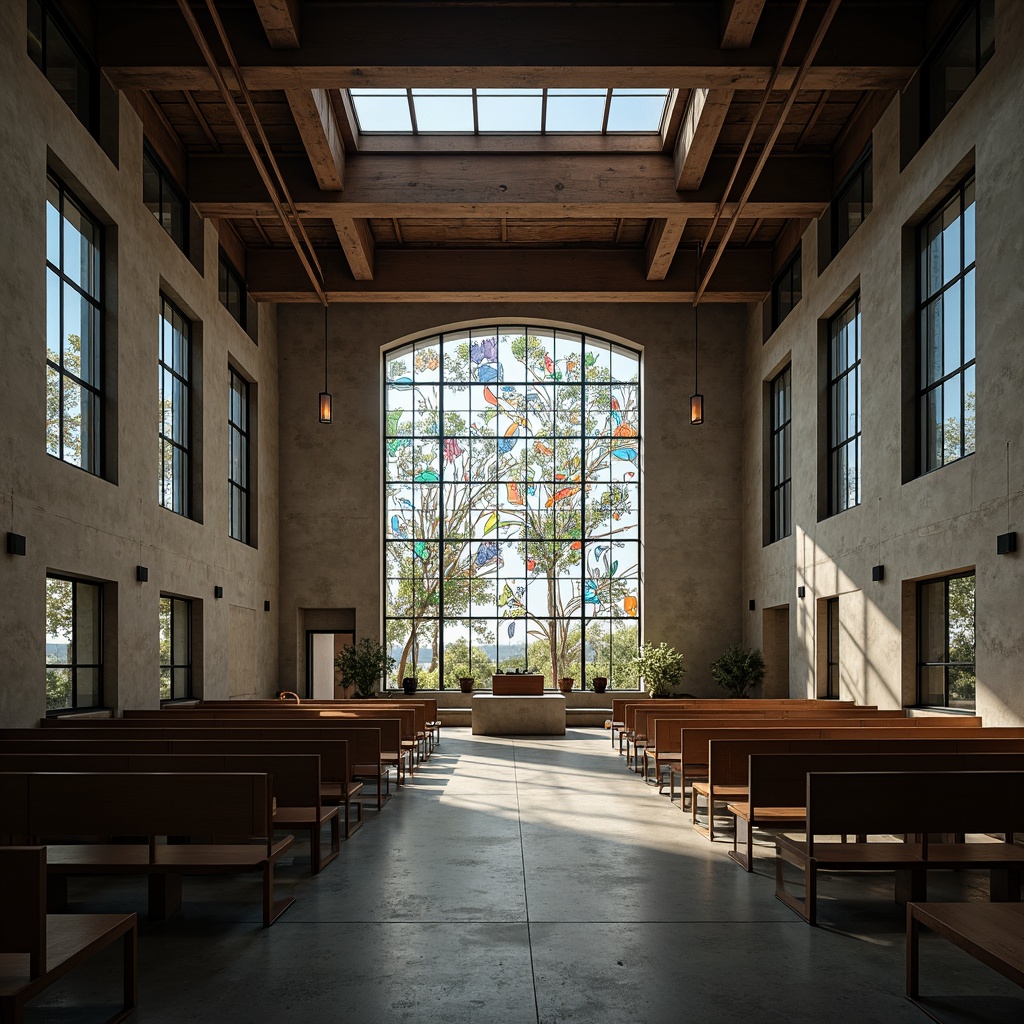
924;0;995;137
918;572;975;710
825;597;840;699
143;144;188;253
833;148;872;256
159;596;192;701
771;248;802;330
769;365;792;542
918;173;975;474
27;0;98;137
158;295;192;516
218;251;246;330
828;294;862;515
229;367;250;543
45;575;102;712
46;173;103;476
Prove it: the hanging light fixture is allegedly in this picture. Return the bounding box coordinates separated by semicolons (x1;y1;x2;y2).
690;241;704;425
318;303;332;424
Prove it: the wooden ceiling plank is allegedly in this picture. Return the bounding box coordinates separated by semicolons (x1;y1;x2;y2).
253;0;300;49
246;246;772;303
183;90;221;151
644;217;687;280
286;88;346;190
188;151;831;218
97;3;926;92
743;217;764;246
332;215;375;280
675;88;734;190
795;91;830;150
721;0;768;49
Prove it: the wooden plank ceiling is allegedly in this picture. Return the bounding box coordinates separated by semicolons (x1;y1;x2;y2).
98;0;927;302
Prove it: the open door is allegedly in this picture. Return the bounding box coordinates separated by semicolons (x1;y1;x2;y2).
305;630;354;698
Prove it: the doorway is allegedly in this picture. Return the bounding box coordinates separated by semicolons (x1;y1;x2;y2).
305;630;354;698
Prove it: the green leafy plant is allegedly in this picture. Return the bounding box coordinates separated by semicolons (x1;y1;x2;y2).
710;644;765;698
335;638;395;698
633;642;685;697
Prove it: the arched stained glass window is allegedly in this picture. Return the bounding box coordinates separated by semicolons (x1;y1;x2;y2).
384;325;641;689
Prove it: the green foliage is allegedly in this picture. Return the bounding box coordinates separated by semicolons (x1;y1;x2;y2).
335;638;395;698
633;642;684;697
710;644;766;698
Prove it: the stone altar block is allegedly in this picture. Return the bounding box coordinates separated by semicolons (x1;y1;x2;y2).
472;694;566;735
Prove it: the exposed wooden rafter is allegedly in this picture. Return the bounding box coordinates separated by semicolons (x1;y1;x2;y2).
644;217;688;281
332;215;375;281
286;89;346;190
253;0;300;49
720;0;768;48
674;89;734;191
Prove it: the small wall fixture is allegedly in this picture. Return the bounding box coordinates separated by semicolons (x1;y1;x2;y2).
690;241;704;425
6;533;26;556
797;586;805;598
214;585;224;599
997;532;1017;555
872;564;885;582
136;565;149;582
264;600;271;612
318;304;332;424
748;599;756;611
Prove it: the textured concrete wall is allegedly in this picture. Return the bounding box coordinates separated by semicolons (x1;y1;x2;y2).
0;0;279;728
741;1;1024;722
276;302;747;695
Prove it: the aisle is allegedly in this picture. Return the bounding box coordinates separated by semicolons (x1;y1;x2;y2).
38;730;1024;1023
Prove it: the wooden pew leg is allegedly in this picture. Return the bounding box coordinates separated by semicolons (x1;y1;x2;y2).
262;864;295;928
46;873;68;912
148;873;182;920
345;798;364;839
309;824;321;876
895;867;926;907
773;844;814;923
120;918;139;1023
729;816;754;871
990;866;1022;903
906;906;921;999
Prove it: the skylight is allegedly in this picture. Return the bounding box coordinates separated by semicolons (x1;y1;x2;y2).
348;88;671;135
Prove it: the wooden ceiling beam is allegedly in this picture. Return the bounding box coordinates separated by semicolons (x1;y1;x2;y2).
187;152;832;219
246;247;772;304
253;0;300;49
644;218;688;281
332;215;375;281
674;88;734;191
720;0;767;48
97;3;925;92
286;89;346;190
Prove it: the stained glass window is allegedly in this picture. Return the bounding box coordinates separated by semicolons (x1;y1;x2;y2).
384;327;641;689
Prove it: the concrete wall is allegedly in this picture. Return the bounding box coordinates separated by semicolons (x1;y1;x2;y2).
275;302;747;696
741;1;1024;722
0;0;280;728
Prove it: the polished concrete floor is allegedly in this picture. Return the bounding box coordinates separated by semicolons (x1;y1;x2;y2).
29;729;1024;1023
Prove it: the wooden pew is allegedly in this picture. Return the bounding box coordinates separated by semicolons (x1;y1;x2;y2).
729;748;1024;870
0;752;341;874
0;846;138;1024
774;770;1024;925
0;772;295;928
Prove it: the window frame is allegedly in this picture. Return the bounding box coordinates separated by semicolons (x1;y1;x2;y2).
45;171;105;477
916;172;976;476
832;146;873;257
27;0;99;137
159;594;193;702
768;364;792;543
771;247;802;331
218;250;247;331
916;571;976;710
158;294;193;518
228;366;250;544
825;597;840;699
45;574;104;715
143;142;189;254
827;293;862;516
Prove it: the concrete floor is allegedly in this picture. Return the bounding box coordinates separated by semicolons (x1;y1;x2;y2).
28;729;1024;1024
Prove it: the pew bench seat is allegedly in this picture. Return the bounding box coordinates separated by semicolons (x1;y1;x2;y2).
691;782;747;837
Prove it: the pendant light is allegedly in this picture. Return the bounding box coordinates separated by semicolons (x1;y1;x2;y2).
318;303;332;424
690;241;704;425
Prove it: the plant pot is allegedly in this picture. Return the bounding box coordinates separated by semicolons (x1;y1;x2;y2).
402;676;418;695
558;677;574;693
592;676;608;693
459;677;475;694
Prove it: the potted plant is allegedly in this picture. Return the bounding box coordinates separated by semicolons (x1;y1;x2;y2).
558;676;574;692
402;675;418;695
334;638;395;698
633;642;685;697
459;676;475;694
710;644;766;698
591;676;608;693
